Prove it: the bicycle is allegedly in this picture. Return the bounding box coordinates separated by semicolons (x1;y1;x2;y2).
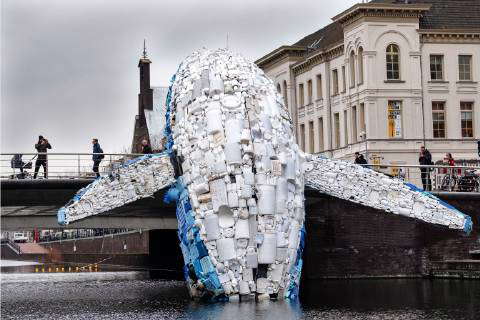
440;172;457;191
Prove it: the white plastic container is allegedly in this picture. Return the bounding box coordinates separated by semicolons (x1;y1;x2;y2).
243;268;253;282
221;94;241;110
276;231;288;248
209;74;224;96
217;238;236;261
258;233;276;264
257;185;276;215
268;264;283;282
218;205;235;228
239;280;250;295
210;179;228;212
225;143;242;165
285;159;296;181
204;214;220;241
276;178;288;214
256;278;269;294
288;221;300;249
225;118;242;143
246;252;258;268
234;219;250;239
206;103;223;134
228;191;239;207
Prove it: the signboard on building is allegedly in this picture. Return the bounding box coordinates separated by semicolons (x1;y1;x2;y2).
387;101;402;138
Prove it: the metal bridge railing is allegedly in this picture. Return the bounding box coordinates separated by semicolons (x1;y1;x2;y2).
357;163;480;193
1;153;145;180
1;153;479;192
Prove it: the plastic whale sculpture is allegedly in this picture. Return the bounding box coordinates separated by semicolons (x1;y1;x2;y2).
58;48;472;302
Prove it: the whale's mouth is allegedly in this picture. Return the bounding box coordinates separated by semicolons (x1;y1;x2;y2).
165;48;306;302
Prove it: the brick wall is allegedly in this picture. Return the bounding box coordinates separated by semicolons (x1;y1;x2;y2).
302;193;479;279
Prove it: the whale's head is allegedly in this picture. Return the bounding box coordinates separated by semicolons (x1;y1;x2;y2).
164;48;306;299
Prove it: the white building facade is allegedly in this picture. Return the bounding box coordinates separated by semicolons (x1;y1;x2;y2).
256;1;480;168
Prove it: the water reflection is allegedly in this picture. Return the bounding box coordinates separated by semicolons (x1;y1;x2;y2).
1;268;479;320
185;299;302;320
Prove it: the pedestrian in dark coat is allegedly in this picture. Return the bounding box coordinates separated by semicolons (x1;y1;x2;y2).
419;146;433;191
92;138;104;178
141;139;152;154
354;152;368;165
34;135;52;179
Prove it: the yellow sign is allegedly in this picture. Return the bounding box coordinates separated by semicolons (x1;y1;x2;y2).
388;101;402;138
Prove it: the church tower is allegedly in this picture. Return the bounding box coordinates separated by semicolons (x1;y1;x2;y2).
138;40;153;124
131;40;153;153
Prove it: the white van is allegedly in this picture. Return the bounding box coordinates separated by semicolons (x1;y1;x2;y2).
13;232;28;243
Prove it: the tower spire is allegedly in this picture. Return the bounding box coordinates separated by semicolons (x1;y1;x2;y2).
142;38;148;59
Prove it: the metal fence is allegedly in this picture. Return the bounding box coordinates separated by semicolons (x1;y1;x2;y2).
358;163;480;192
1;152;479;192
1;153;144;180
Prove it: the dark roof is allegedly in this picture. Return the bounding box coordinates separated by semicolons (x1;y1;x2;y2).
292;0;479;50
370;0;480;30
292;21;344;49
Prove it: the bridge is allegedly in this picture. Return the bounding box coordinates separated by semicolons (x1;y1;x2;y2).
1;152;480;230
1;179;178;230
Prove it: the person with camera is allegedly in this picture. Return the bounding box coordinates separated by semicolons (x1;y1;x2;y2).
141;139;153;154
34;135;52;179
92;138;104;178
419;146;433;191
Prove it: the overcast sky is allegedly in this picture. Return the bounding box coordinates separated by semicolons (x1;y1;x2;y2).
1;0;357;154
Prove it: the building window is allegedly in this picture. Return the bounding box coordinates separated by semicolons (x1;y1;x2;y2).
334;113;340;148
349;51;356;87
341;66;346;93
299;83;305;106
460;102;474;138
344;110;348;146
282;80;288;108
300;123;306;151
359;103;366;139
459;55;472;81
332;69;339;95
432;101;446;138
307;79;313;104
358;47;364;84
309;121;314;152
316;74;322;99
276;83;281;93
387;100;402;138
430;55;444;81
318;117;324;151
352;105;357;143
386;44;400;80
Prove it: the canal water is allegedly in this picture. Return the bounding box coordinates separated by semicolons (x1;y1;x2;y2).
1;261;479;319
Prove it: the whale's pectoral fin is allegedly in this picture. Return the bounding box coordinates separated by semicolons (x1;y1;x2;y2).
303;155;472;234
57;153;176;225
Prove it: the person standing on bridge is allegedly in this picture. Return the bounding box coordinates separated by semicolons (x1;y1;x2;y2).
419;146;433;191
92;138;104;178
141;139;152;154
34;135;52;179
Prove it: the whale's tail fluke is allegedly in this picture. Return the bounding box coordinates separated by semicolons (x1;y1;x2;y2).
303;155;472;234
57;153;175;225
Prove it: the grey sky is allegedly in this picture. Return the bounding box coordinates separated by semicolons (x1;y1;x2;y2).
1;0;357;154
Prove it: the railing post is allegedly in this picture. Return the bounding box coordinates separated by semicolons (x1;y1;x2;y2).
77;154;80;178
